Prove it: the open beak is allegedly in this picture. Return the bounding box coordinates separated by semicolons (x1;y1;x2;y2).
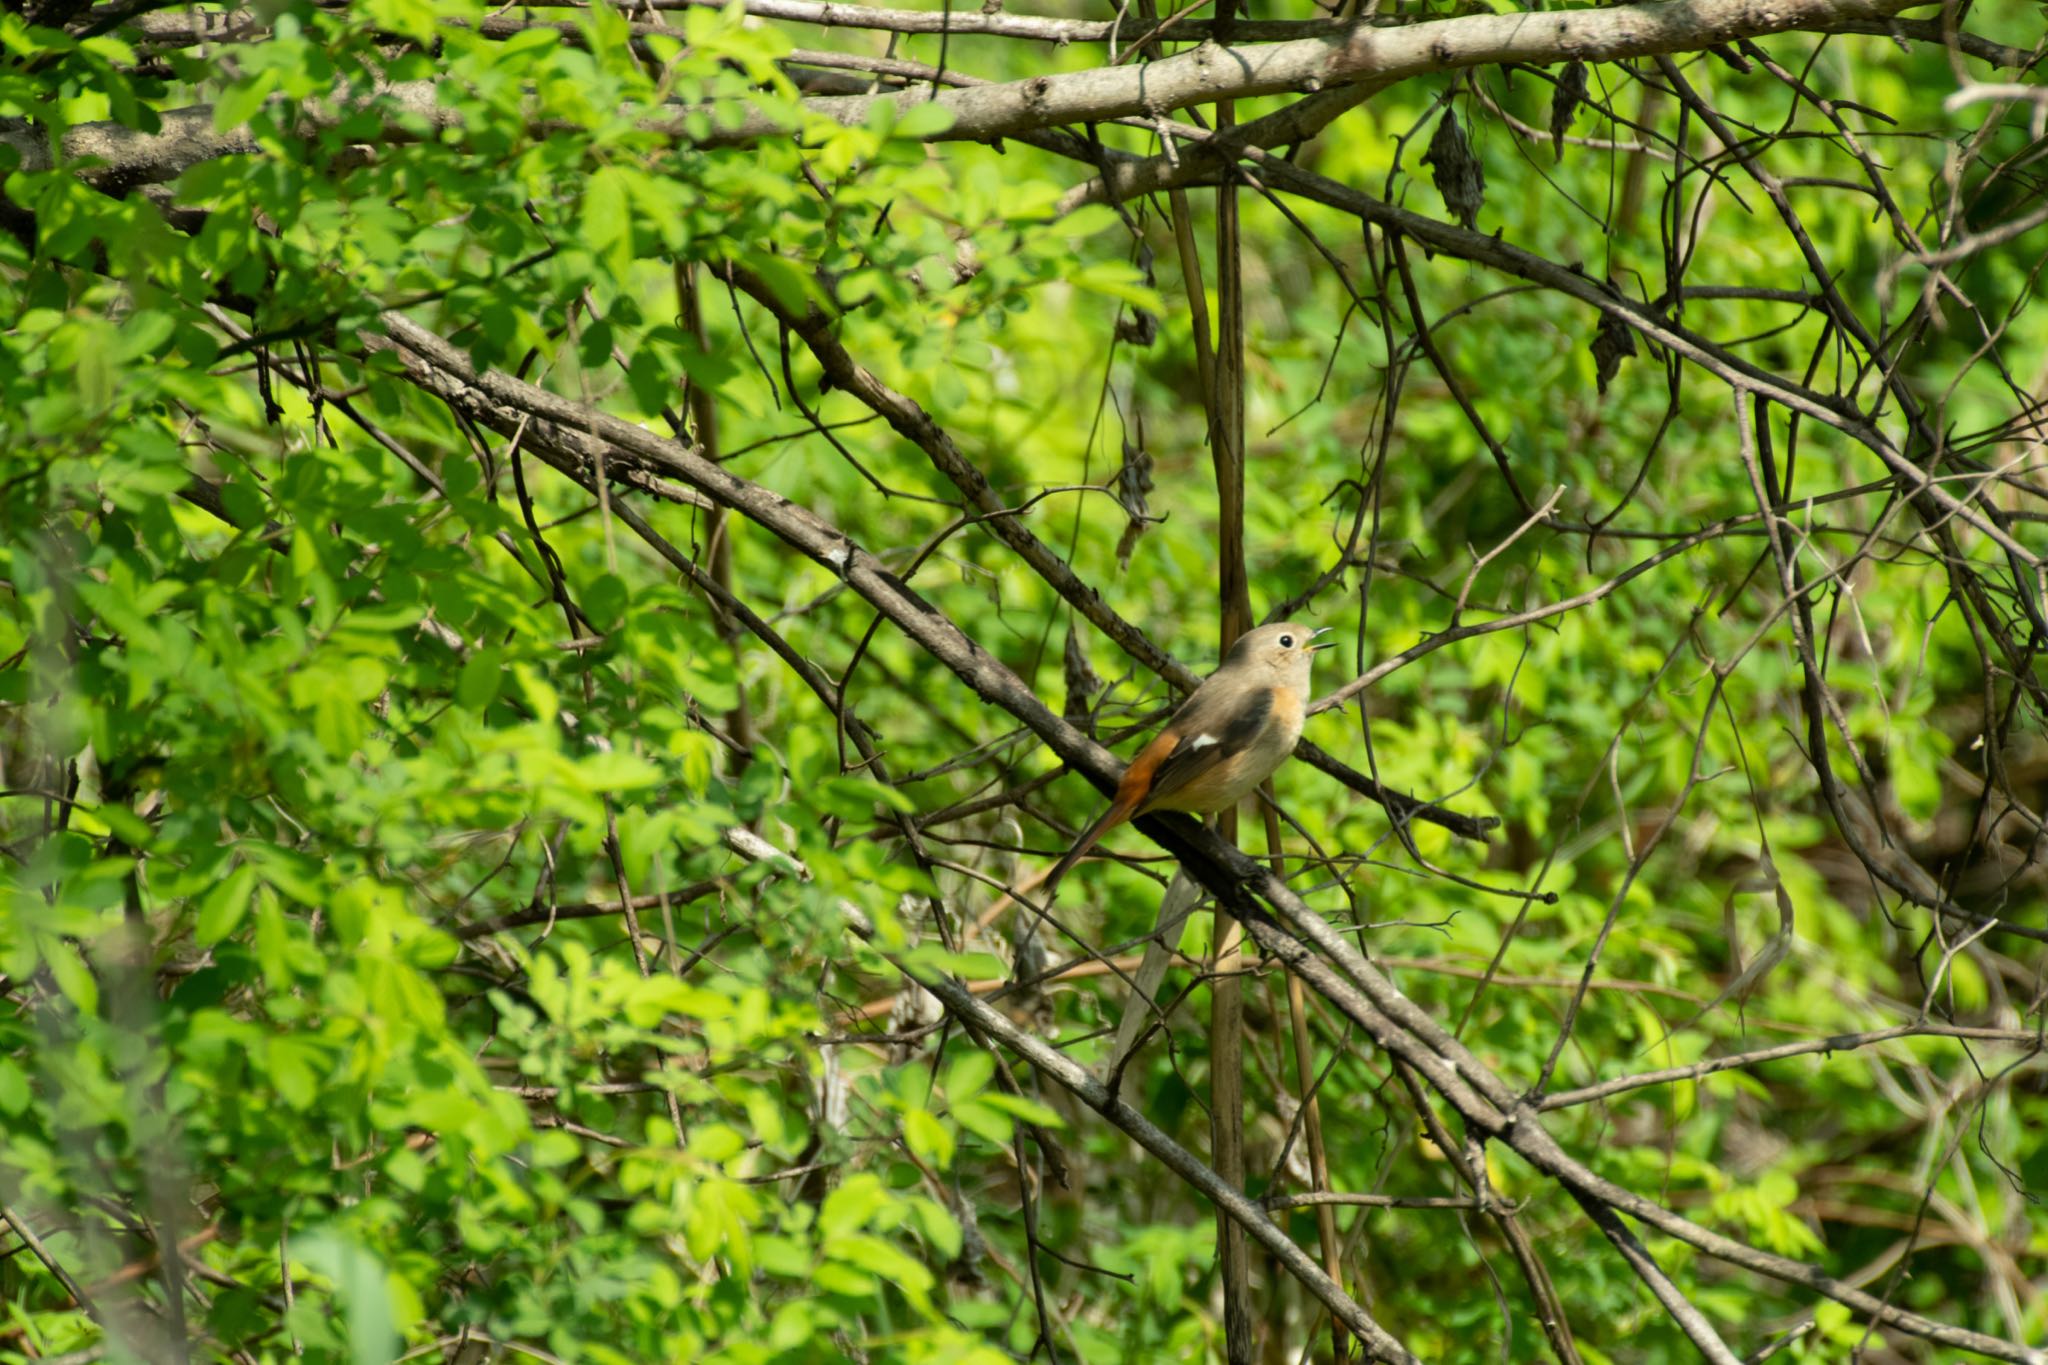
1308;627;1338;652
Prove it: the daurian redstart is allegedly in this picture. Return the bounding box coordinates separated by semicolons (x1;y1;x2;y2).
1046;622;1331;896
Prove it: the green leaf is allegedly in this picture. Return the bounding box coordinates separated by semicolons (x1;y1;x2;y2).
1058;204;1121;239
903;1107;954;1169
294;1232;400;1365
193;862;257;946
583;572;629;630
383;1145;428;1192
943;1049;994;1101
266;1035;326;1110
899;944;1006;980
43;938;98;1015
213;71;279;133
93;802;156;849
911;1197;962;1261
950;1098;1012;1146
811;1259;878;1296
246;844;325;904
361;0;441;43
0;1059;31;1116
892;101;955;140
1068;261;1166;313
976;1092;1062;1128
819;1174;891;1237
827;1233;933;1304
688;1122;746;1164
530;1130;582;1167
455;647;504;711
581;165;635;277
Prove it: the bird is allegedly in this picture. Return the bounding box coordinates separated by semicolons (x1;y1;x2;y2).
1043;622;1332;898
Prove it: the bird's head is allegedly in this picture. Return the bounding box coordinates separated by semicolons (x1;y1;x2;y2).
1225;622;1333;684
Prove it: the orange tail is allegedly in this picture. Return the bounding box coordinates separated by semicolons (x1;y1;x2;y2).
1041;794;1139;903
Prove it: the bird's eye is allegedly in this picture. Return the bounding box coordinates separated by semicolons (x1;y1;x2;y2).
1278;634;1294;648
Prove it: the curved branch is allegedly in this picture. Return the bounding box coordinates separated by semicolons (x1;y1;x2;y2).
379;310;1419;1363
726;265;1496;841
1540;1023;2048;1112
375;311;2046;1365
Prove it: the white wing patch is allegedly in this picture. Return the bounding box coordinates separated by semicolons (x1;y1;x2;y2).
1183;733;1220;751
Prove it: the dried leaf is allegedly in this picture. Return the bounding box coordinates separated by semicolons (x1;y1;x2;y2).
1062;629;1102;727
1113;428;1155;569
1010;901;1048;1004
1550;61;1588;161
1422;106;1485;230
1591;311;1638;395
1115;309;1159;347
1271;1092;1313;1185
1115;243;1159;346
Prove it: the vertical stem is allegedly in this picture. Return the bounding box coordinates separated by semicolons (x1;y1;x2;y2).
1210;826;1253;1365
1170;190;1218;413
1264;798;1347;1362
1129;3;1248;1353
1210;10;1255;1357
678;263;757;757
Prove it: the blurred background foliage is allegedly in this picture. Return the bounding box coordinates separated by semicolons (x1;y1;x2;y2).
2;0;2046;1360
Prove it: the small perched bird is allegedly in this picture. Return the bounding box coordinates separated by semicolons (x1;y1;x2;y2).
1044;623;1332;898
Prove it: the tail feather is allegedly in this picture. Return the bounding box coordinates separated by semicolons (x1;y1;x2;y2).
1040;796;1137;903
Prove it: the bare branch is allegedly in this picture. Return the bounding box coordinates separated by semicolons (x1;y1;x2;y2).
20;0;1947;188
843;902;1422;1364
375;311;2048;1365
1541;1024;2048;1112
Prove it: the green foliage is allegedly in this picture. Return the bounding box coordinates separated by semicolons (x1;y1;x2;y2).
3;0;2047;1361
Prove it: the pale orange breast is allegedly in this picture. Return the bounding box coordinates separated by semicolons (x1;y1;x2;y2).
1271;685;1299;728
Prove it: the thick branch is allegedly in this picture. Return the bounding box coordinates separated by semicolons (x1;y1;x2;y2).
848;913;1421;1363
21;0;1937;188
108;1;2037;69
698;0;1924;147
1232;904;2048;1364
109;1;1351;48
726;267;1494;841
373;314;2045;1365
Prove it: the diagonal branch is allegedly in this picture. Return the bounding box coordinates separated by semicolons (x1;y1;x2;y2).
845;907;1422;1364
1539;1023;2048;1112
372;312;2047;1365
1569;1192;1740;1363
726;266;1495;841
1233;898;2048;1365
377;310;1420;1362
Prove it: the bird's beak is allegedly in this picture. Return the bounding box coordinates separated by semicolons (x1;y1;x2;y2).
1308;627;1337;652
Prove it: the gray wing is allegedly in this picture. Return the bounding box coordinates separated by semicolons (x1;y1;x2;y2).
1136;685;1273;813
